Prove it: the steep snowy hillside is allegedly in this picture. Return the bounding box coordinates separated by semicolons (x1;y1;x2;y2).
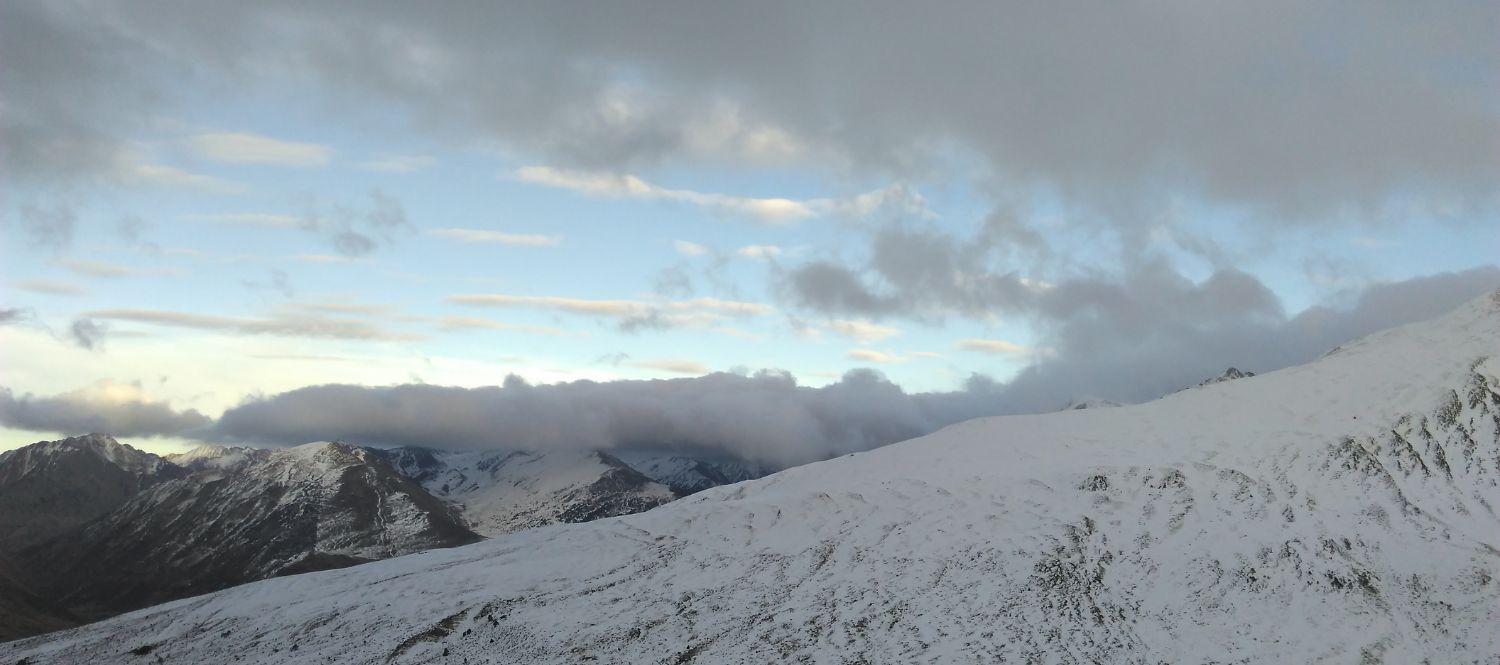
5;291;1498;663
12;442;479;624
371;447;676;536
0;434;184;554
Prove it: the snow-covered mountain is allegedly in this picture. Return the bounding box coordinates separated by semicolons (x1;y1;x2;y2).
613;449;767;496
1193;366;1257;388
369;447;677;537
0;434;185;554
8;293;1496;662
0;440;479;633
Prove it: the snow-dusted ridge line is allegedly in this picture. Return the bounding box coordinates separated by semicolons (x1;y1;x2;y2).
4;290;1498;663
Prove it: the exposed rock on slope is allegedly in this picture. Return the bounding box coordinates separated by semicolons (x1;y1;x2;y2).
7;295;1496;663
3;441;479;630
0;434;184;554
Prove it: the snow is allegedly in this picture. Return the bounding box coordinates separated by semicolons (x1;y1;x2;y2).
4;290;1498;664
390;448;676;536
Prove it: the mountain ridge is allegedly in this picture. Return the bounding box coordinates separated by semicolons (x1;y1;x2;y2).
5;294;1493;661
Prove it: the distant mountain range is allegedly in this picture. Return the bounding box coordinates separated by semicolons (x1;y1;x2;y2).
0;436;767;641
5;291;1494;662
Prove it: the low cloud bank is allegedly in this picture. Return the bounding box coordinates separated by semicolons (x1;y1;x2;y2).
6;269;1496;468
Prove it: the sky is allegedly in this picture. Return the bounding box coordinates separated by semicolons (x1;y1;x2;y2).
1;2;1496;466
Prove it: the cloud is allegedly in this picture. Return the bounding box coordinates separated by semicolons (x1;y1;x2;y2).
354;155;437;173
954;338;1035;358
673;240;709;257
83;308;423;341
447;293;773;331
514;166;926;223
186;132;333;167
13;279;87;297
824;319;900;343
292;303;391;315
208;276;1499;467
300;190;411;257
9;3;1493;224
118;158;242;192
57;258;180;279
627;358;711;375
13;204;76;250
0;309;29;325
185;213;302;228
846;348;902;364
209;369;999;468
68;318;108;350
426;228;562;247
433;315;568;337
0;381;211;438
736;245;783;259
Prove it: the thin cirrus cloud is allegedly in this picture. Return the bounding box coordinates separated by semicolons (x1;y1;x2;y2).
184;213;303;228
846;348;903;364
13;279;87;296
185;132;333;167
735;245;783;259
954;338;1037;358
512;166;928;224
425;228;563;247
57;258;180;279
825;319;901;344
673;240;710;257
82;308;423;341
447;293;773;325
353;155;438;173
432;315;569;337
627;358;711;375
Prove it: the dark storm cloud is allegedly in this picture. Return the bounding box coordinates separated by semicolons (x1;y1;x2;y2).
4;1;1495;221
211;272;1498;466
0;384;211;438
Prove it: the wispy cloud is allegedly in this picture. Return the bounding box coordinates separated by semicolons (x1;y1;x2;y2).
186;132;333;167
354;155;437;173
290;254;370;264
513;166;928;224
13;279;87;296
119;160;244;193
290;302;391;315
954;338;1036;358
184;213;302;228
673;240;710;257
83;308;422;341
628;358;711;375
825;319;900;343
736;244;783;259
58;258;180;279
846;348;903;364
448;293;771;318
426;228;563;247
433;315;569;337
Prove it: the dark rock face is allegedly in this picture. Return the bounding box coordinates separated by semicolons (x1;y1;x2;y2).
0;434;185;554
0;439;479;639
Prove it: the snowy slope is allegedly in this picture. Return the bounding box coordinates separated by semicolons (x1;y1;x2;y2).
4;291;1498;663
10;442;478;624
371;447;676;536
